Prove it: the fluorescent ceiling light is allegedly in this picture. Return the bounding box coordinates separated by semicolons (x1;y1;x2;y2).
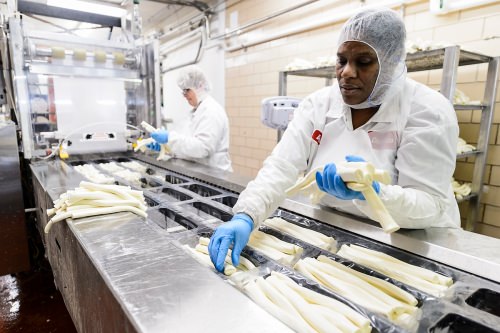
47;0;127;18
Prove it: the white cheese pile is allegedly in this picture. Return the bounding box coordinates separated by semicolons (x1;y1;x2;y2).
73;164;115;184
294;256;419;330
115;169;143;184
120;161;148;173
183;236;256;276
456;137;476;154
45;181;147;233
248;230;303;266
451;178;472;200
337;244;453;297
98;162;126;173
243;271;372;333
262;217;337;253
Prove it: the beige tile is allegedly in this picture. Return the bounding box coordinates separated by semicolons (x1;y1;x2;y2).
461;3;500;21
404;2;431;15
472;103;500;124
458;82;488;102
476;63;489;82
407;71;429;84
489;125;498;145
414;11;459;31
460;38;500;58
456;110;472;123
458;123;480;143
406;29;434;41
486;145;500;165
483;13;500;37
482;184;500;206
490;165;500;186
454;161;474;182
475;221;500;239
404;14;416;33
434;19;484;44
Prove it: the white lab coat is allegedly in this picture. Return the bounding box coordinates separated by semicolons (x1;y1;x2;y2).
234;78;460;229
168;95;232;172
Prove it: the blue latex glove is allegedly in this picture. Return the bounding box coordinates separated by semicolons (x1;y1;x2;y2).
315;155;380;200
151;129;169;144
146;142;161;152
208;213;253;272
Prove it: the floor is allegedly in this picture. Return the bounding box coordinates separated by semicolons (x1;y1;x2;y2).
0;266;77;333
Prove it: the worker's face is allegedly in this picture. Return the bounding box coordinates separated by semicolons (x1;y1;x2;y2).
182;88;198;107
336;41;379;105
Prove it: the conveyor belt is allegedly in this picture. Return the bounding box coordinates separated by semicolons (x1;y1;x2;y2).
59;156;500;333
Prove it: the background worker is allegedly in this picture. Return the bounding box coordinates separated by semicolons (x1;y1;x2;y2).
149;65;232;172
208;7;460;272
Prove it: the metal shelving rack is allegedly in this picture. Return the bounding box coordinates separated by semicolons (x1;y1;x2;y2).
278;46;499;231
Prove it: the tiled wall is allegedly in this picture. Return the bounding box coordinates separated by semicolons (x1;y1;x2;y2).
224;0;500;237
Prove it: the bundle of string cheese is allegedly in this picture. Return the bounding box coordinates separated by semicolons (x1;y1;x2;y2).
45;181;147;233
337;244;453;297
456;138;476;154
451;178;472;200
183;237;256;276
115;169;143;184
286;162;399;233
243;271;372;333
247;230;303;266
294;256;419;330
74;164;115;184
262;217;337;252
120;161;148;173
98;162;126;173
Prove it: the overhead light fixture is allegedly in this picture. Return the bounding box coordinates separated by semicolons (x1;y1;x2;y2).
47;0;127;18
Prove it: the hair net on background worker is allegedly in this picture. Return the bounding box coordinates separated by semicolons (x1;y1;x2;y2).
177;65;211;100
338;7;407;109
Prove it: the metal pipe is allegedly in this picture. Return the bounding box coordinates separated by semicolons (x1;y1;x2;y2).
161;25;206;73
159;26;202;55
210;0;321;40
227;0;420;52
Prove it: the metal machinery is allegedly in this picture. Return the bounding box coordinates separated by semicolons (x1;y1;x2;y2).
3;4;500;333
30;155;500;332
7;18;159;159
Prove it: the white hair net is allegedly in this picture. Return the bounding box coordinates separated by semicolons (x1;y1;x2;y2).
177;65;211;100
338;7;407;109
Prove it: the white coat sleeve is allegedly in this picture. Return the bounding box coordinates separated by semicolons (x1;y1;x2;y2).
354;85;459;228
168;100;224;160
233;89;330;227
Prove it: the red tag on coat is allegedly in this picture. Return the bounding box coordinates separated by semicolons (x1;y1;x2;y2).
312;130;322;144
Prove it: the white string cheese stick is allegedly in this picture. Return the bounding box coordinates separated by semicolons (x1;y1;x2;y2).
347;245;452;286
244;279;315;333
337;245;450;297
250;230;303;255
262;217;337;251
309;304;362;333
271;271;371;332
303;257;418;317
45;205;147;233
266;275;343;333
317;255;417;306
296;259;401;320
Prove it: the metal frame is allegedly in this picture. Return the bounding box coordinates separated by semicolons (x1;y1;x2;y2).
277;46;500;231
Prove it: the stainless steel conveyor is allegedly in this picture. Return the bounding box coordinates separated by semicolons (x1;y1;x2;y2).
30;155;500;333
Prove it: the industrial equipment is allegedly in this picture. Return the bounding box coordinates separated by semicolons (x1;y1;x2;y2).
5;13;159;159
261;96;300;131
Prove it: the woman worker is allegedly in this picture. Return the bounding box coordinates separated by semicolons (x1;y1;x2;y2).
209;7;460;272
149;65;232;172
